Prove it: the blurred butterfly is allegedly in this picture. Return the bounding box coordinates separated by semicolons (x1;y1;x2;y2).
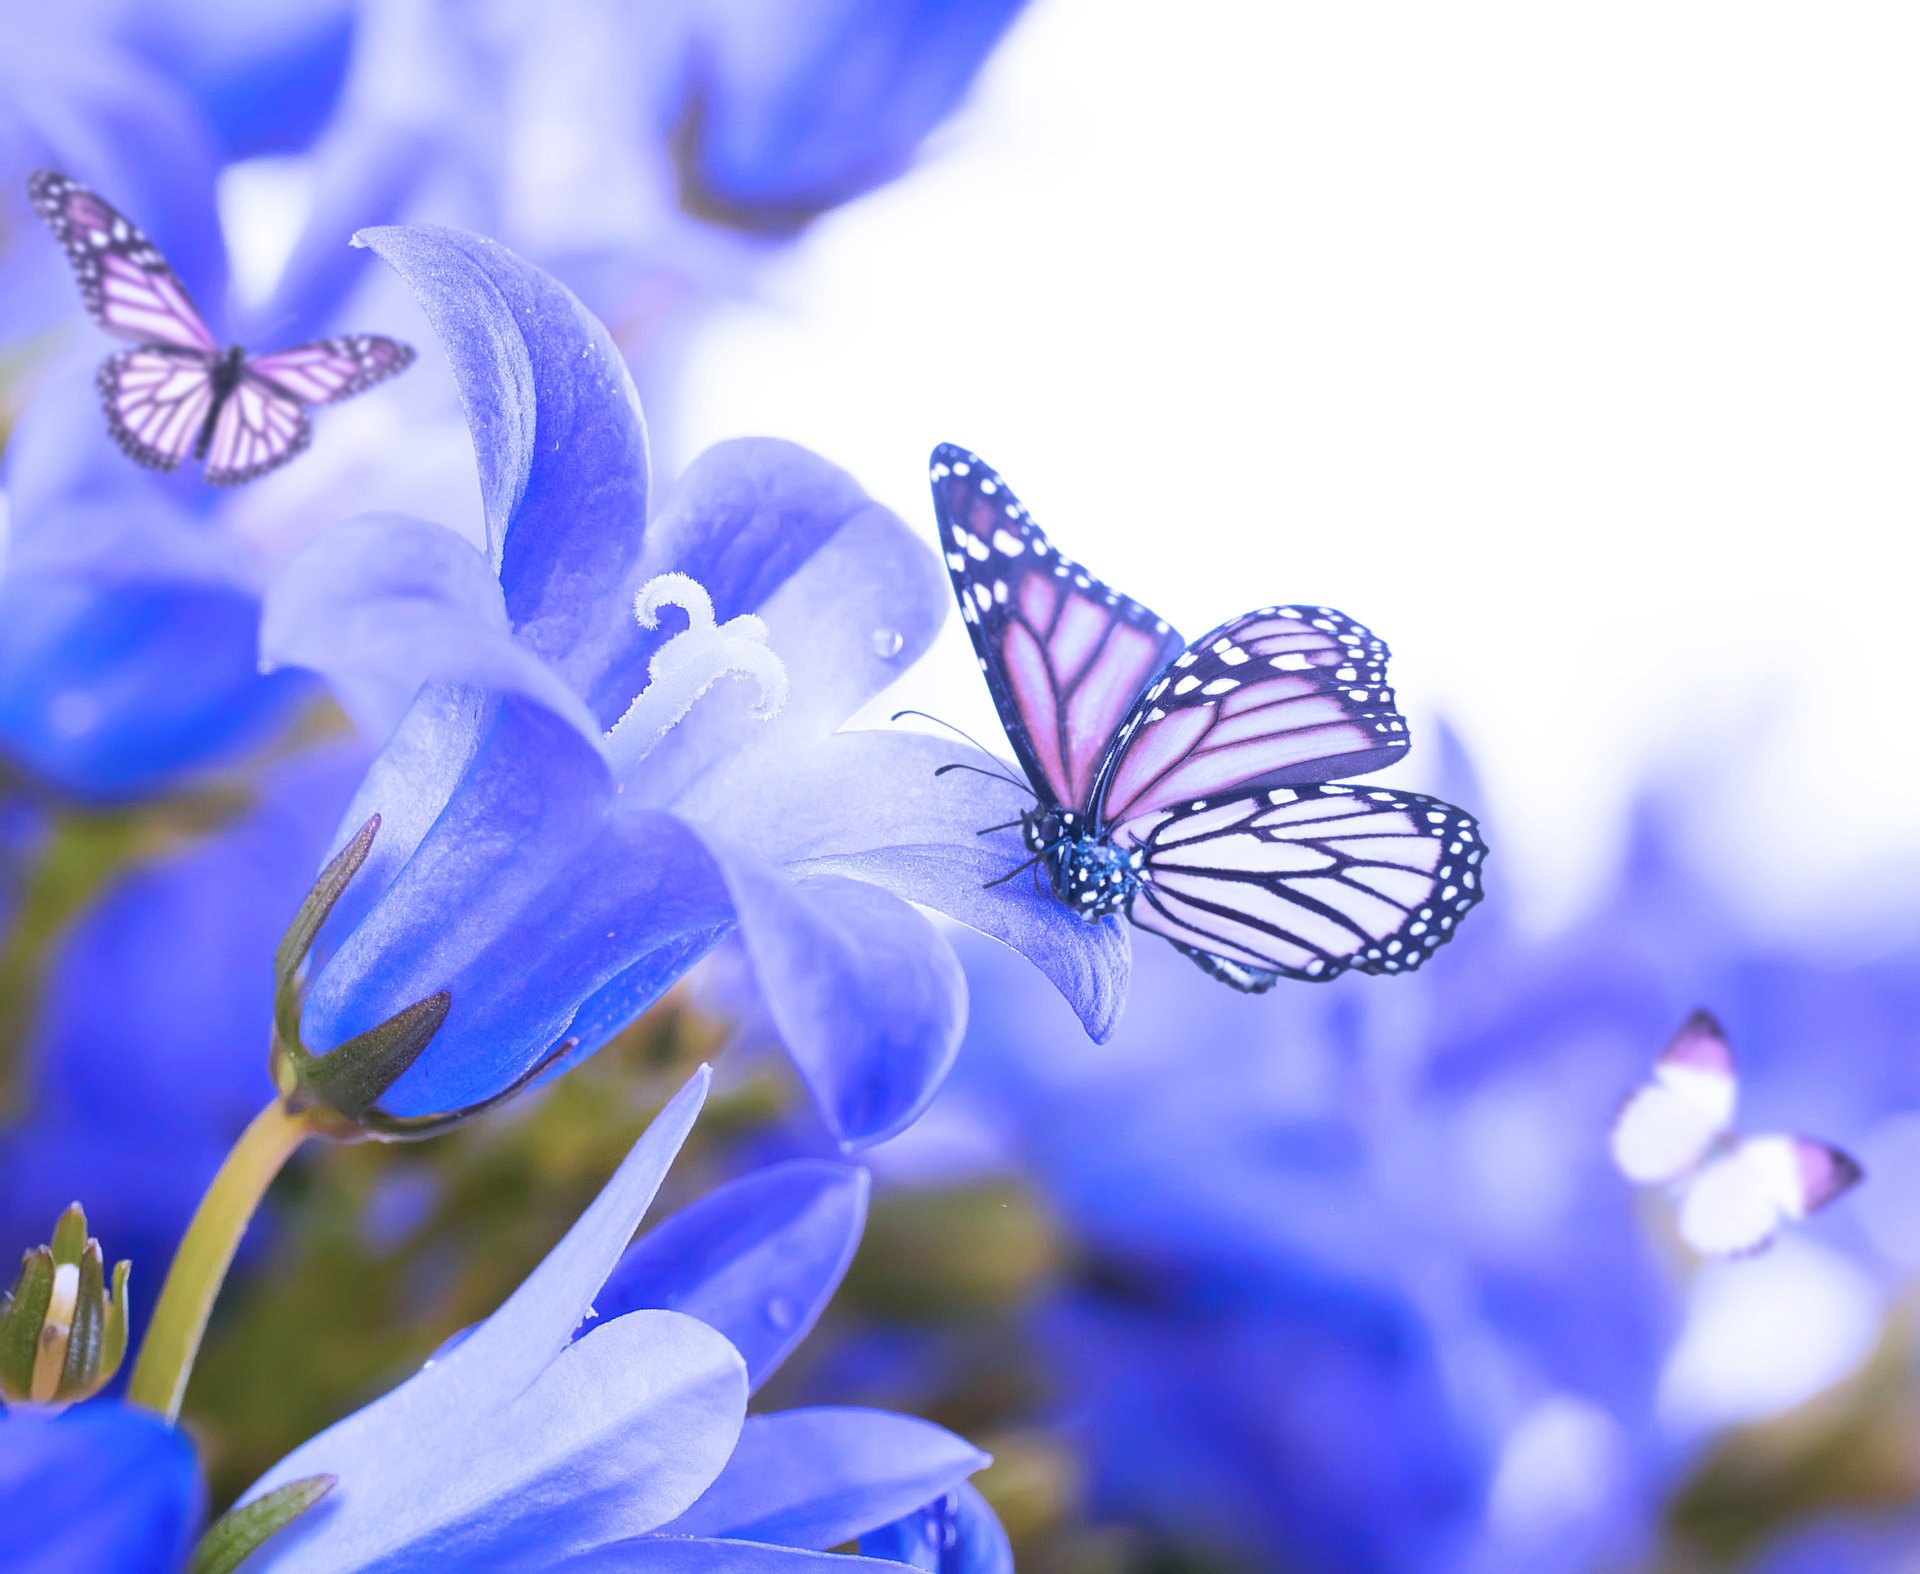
928;443;1486;992
1611;1010;1863;1256
28;171;415;485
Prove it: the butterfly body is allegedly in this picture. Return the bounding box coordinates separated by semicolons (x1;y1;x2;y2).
931;444;1486;990
31;172;415;484
1023;806;1145;920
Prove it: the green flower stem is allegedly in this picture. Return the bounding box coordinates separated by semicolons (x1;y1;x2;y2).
126;1098;316;1422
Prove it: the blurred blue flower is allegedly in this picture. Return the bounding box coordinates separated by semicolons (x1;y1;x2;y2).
846;738;1920;1573
263;224;1118;1144
0;742;368;1285
0;1401;202;1574
673;0;1029;230
244;1067;1005;1570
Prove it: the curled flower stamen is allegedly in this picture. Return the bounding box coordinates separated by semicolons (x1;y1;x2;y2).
603;572;790;779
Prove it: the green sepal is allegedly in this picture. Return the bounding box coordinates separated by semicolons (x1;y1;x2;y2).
343;1033;577;1142
55;1243;105;1401
273;814;380;1048
0;1249;52;1403
281;989;451;1133
100;1259;130;1380
186;1474;336;1574
49;1204;86;1267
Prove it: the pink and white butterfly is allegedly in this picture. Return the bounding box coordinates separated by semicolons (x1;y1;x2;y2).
930;443;1486;991
1611;1011;1863;1256
28;172;415;486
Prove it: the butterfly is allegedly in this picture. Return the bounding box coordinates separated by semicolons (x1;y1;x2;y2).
28;171;416;485
929;443;1486;992
1610;1010;1863;1256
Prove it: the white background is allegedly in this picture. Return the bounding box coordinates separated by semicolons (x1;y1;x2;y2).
675;1;1920;940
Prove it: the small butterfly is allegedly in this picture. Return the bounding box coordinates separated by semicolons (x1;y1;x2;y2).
1611;1010;1863;1257
28;171;416;485
929;443;1486;991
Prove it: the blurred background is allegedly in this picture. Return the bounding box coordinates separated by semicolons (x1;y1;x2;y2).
4;2;1920;1570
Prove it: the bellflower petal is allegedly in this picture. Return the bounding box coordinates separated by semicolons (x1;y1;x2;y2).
352;223;654;685
858;1484;1013;1574
704;729;1129;1042
250;1073;719;1569
597;1161;869;1391
703;847;966;1146
260;513;600;744
267;1313;746;1572
628;449;947;810
557;1541;911;1572
0;1404;203;1574
665;1408;989;1550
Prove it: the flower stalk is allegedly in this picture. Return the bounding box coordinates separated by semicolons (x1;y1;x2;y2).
125;1097;315;1422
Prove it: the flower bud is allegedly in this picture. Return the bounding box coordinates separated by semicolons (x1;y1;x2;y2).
0;1203;131;1409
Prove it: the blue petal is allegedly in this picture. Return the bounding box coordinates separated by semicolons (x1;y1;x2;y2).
261;512;598;744
556;1540;914;1571
700;845;966;1147
602;440;939;778
857;1484;1012;1574
628;449;947;810
252;1312;744;1573
0;1405;203;1574
597;1161;869;1391
686;0;1029;218
353;224;653;690
700;729;1129;1043
664;1408;989;1550
248;1074;717;1566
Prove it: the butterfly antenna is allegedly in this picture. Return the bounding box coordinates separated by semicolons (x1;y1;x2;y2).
935;760;1035;795
975;818;1025;836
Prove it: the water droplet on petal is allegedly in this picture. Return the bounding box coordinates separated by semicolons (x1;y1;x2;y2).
871;628;904;659
765;1295;797;1331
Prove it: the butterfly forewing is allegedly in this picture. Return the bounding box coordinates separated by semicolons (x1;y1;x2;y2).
247;336;417;405
202;373;311;486
1610;1012;1738;1184
29;172;216;353
1122;785;1486;982
1096;605;1410;830
97;349;216;472
930;444;1186;812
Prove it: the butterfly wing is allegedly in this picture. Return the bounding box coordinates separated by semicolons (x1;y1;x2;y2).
1119;784;1486;985
201;371;311;486
96;349;216;472
1676;1136;1863;1257
28;172;217;353
931;444;1186;812
245;336;417;405
1611;1011;1739;1184
1094;605;1410;829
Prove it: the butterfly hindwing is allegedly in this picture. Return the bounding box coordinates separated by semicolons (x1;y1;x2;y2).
931;444;1186;812
246;336;417;405
97;349;216;472
1121;784;1486;983
29;171;217;353
1676;1136;1863;1257
202;372;312;486
1096;605;1411;830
